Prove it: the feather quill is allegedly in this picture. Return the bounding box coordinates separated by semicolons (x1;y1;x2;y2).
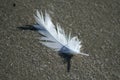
34;10;89;56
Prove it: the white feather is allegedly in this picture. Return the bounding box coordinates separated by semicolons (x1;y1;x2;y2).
34;10;89;56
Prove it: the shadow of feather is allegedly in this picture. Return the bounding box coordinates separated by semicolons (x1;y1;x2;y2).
59;53;73;72
17;25;73;72
17;25;37;31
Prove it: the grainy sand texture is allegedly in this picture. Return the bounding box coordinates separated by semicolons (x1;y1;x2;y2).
0;0;120;80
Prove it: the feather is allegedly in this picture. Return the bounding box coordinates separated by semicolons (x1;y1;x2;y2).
34;10;89;56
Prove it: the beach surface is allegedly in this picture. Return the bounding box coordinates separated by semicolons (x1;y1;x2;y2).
0;0;120;80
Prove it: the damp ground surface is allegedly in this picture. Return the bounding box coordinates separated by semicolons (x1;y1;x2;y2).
0;0;120;80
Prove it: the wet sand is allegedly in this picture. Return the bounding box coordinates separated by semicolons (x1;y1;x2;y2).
0;0;120;80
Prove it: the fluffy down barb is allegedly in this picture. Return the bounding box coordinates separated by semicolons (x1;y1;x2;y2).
34;10;89;56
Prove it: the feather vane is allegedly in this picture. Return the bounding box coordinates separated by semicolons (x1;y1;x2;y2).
34;10;89;56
